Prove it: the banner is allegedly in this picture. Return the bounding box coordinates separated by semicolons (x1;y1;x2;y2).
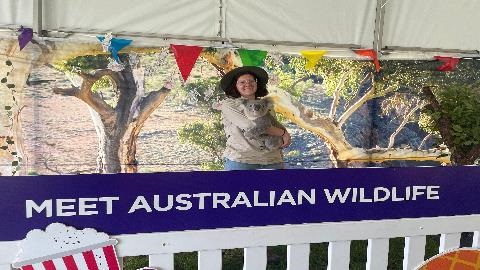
1;166;479;241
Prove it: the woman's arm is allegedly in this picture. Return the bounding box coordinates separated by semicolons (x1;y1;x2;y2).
265;126;291;148
266;110;291;148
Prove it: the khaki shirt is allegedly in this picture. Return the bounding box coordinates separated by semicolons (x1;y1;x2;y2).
215;98;283;165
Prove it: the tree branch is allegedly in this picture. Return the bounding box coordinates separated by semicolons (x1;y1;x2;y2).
53;87;79;96
136;87;171;125
465;147;480;164
269;90;353;154
419;134;433;150
337;147;451;164
328;72;349;120
291;75;311;89
53;84;114;121
337;84;395;128
387;102;424;149
270;88;450;165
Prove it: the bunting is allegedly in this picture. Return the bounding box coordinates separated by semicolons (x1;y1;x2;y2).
354;49;380;72
17;27;33;51
434;56;460;71
97;34;133;63
300;50;327;70
170;44;203;82
238;49;267;67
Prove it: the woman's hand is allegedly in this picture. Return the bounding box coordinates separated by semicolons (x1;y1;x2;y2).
281;130;291;148
266;126;291;148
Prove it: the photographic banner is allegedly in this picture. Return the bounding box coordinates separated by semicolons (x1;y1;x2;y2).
1;166;479;241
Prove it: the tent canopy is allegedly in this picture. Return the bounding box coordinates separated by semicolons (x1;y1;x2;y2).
1;0;480;59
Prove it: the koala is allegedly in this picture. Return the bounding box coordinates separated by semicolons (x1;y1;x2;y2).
239;98;283;150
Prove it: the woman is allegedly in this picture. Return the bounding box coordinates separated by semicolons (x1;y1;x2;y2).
216;66;291;170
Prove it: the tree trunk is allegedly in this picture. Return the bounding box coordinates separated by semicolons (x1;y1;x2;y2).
55;57;171;174
89;108;122;173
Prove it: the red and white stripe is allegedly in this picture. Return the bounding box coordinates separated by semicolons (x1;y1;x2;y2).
20;245;119;270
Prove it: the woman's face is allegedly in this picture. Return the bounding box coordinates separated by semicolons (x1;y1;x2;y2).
235;74;257;100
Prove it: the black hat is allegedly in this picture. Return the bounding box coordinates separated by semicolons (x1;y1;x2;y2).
219;66;269;92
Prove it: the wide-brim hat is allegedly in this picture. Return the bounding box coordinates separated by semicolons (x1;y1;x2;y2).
219;66;268;92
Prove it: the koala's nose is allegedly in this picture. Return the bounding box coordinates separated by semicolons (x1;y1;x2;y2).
254;104;261;110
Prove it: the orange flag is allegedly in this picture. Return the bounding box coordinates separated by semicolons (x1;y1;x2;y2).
354;49;380;72
300;50;327;70
170;44;203;81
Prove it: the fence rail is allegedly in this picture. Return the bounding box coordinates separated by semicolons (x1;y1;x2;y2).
1;215;479;270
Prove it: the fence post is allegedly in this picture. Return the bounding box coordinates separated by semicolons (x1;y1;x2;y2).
149;254;174;270
403;236;426;270
327;241;351;270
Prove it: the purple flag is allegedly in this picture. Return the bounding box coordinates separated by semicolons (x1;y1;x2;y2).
18;27;33;51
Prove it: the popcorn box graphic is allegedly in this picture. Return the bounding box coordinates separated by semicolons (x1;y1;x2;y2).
12;223;120;270
415;248;480;270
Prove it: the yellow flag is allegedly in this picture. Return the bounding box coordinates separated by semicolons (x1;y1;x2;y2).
300;50;327;70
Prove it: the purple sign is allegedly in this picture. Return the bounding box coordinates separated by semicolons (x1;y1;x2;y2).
1;166;479;241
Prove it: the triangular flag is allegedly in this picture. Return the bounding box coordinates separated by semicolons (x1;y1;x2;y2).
18;27;33;51
170;44;203;82
109;38;132;62
238;49;267;66
434;56;460;71
97;35;132;63
354;49;380;72
300;50;327;70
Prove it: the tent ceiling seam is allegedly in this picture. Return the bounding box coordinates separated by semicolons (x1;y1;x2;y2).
373;0;386;54
33;0;43;37
217;0;223;38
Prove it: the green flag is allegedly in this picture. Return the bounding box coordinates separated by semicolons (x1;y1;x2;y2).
238;49;267;67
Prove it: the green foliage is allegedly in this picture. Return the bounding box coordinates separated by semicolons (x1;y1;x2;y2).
57;55;110;73
378;60;480;93
199;161;224;171
265;53;372;102
175;252;198;269
285;149;300;157
59;56;111;89
123;256;147;270
315;58;370;100
178;117;226;163
425;86;480;152
264;54;315;98
182;77;223;109
418;112;439;136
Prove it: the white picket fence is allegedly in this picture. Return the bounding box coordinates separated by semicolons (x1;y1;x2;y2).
1;215;479;270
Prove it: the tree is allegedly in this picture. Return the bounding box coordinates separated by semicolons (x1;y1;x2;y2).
379;60;480;165
53;54;171;173
421;85;480;165
265;58;453;167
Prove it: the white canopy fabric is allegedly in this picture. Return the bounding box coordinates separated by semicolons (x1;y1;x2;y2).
1;0;479;58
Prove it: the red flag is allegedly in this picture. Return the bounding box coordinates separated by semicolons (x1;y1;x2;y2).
170;44;203;81
434;56;460;71
354;49;380;72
